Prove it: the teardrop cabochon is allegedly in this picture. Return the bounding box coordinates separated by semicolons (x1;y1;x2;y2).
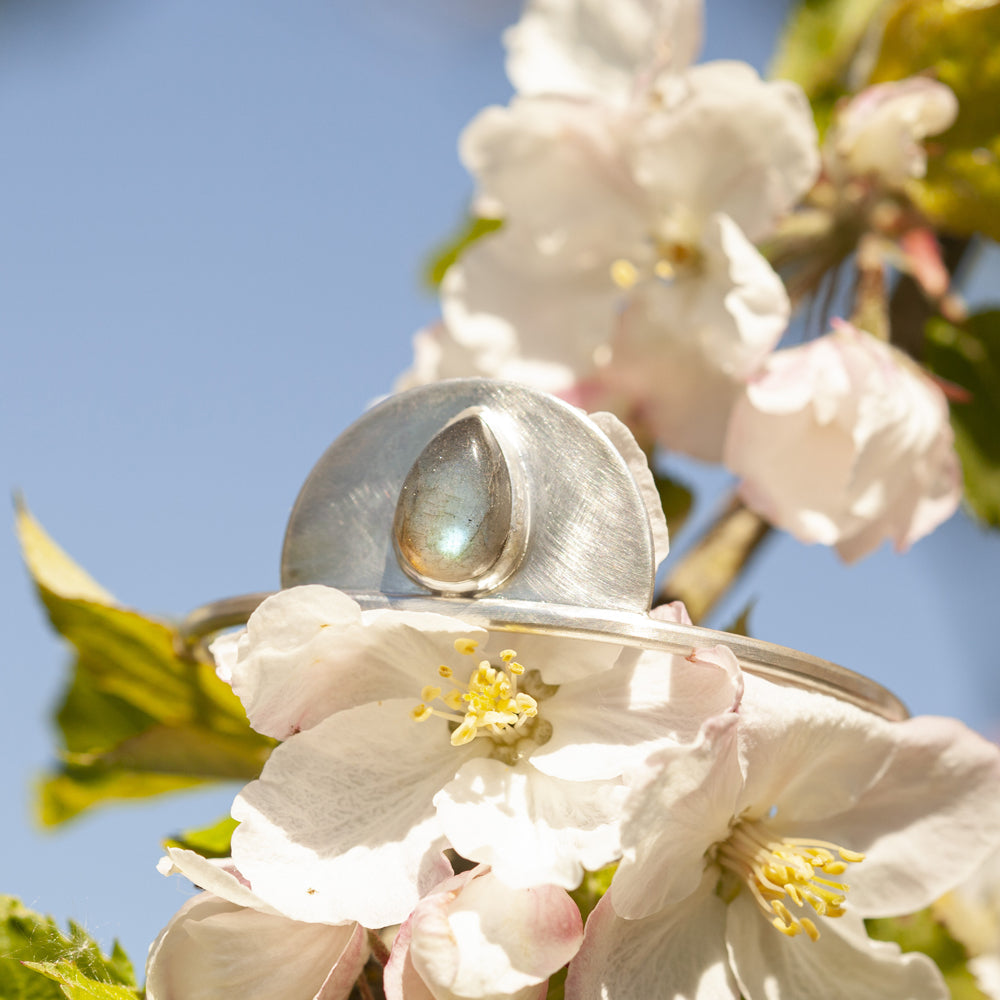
280;380;657;614
392;410;525;595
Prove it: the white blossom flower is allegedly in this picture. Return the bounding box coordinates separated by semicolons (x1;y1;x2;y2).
566;675;1000;1000
723;321;962;561
422;61;817;459
384;864;583;1000
226;585;741;929
824;77;958;189
147;848;367;1000
504;0;703;106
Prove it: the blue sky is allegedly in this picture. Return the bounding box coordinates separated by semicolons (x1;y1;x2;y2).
3;0;999;970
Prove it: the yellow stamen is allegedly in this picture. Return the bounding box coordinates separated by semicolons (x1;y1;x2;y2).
715;818;864;943
412;641;541;750
610;258;638;289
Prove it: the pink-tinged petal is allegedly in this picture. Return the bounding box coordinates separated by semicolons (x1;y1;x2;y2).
726;325;961;561
566;875;738;1000
612;713;741;919
735;676;896;824
231;585;486;740
401;868;582;1000
504;0;702;104
436;759;625;890
900;227;949;299
727;897;948;1000
825;77;958;187
231;700;472;927
145;893;366;1000
385;911;438;1000
531;644;741;781
790;716;1000;917
588;410;670;570
650;600;693;624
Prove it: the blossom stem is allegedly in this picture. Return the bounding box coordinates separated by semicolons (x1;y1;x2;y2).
354;970;378;1000
366;929;392;967
656;493;770;623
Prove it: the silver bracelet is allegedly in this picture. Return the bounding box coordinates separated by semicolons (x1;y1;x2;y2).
181;379;907;723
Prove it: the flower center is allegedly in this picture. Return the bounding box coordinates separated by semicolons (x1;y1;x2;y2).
713;818;865;941
609;240;702;291
410;639;542;749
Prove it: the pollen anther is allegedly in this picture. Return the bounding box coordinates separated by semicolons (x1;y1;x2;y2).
715;819;864;943
412;643;541;751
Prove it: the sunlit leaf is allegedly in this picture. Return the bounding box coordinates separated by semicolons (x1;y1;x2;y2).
164;814;238;860
569;865;616;925
38;770;207;829
925;311;1000;528
870;0;1000;239
16;503;273;825
769;0;889;132
425;215;502;287
23;964;142;1000
0;896;137;1000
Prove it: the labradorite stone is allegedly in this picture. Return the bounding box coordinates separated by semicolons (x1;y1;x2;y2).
394;414;512;587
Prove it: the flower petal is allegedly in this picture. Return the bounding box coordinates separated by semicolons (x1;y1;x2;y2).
790;715;1000;917
631;62;818;241
566;875;738;1000
734;676;896;824
504;0;702;104
231;699;469;927
727;897;948;1000
530;643;741;781
435;759;625;889
157;848;281;915
231;585;486;740
612;712;741;918
401;867;582;1000
145;893;367;1000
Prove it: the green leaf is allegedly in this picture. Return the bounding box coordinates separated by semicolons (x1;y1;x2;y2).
867;908;989;1000
164;814;239;859
425;216;502;288
0;896;137;1000
569;865;616;925
38;769;207;829
925;311;1000;527
769;0;889;132
22;964;142;1000
16;503;274;825
870;0;1000;239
